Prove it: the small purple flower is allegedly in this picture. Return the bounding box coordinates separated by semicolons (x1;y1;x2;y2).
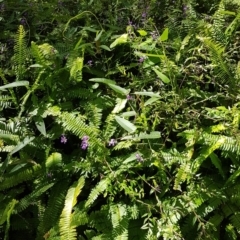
142;12;147;18
108;139;117;147
46;172;53;178
20;18;26;25
87;60;93;66
60;134;67;144
127;94;133;100
139;57;145;63
183;5;188;13
136;153;144;162
81;135;89;150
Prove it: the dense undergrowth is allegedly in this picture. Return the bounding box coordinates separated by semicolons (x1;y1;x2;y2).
1;0;240;239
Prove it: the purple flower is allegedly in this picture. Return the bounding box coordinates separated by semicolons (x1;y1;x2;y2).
60;134;67;144
87;60;93;66
136;153;144;162
108;139;117;147
127;94;133;100
81;135;89;150
139;57;145;63
183;5;188;12
20;18;26;25
142;12;147;18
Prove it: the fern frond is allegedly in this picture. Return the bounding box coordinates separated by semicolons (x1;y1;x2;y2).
59;176;85;240
85;104;102;129
174;162;191;191
110;203;129;240
0;165;42;191
85;178;110;209
197;36;234;83
103;113;117;139
37;180;69;240
13;25;27;80
15;182;54;213
31;41;48;66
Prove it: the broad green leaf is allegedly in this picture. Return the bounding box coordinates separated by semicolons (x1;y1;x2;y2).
89;78;116;84
152;67;170;84
134;91;161;98
10;136;35;156
138;131;161;139
35;117;46;136
29;64;43;68
46;152;62;169
100;45;111;51
112;98;128;114
121;111;137;117
137;29;148;36
121;131;161;140
123;152;141;164
110;34;128;48
108;83;129;95
0;81;29;90
115;116;137;133
159;28;169;41
144;97;160;106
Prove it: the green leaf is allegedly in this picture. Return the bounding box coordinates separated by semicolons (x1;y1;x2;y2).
108;83;129;95
100;45;112;51
95;29;104;41
144;97;160;106
137;29;148;36
121;111;137;117
110;34;128;48
0;81;29;90
35;117;46;136
112;98;128;114
121;131;161;140
152;67;170;84
115;116;137;133
89;78;116;84
134;91;161;98
10;136;35;156
46;152;62;169
138;131;161;139
123;152;141;164
159;28;168;41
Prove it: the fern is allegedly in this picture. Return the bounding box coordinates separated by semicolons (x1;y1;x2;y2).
197;36;234;84
14;182;54;213
85;178;110;209
59;176;85;240
36;180;70;240
13;25;28;81
0;165;42;191
110;203;129;240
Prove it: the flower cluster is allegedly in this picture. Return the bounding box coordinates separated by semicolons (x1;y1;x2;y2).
81;136;89;150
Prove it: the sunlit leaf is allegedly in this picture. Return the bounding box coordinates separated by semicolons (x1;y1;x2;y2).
152;67;170;84
115;116;137;133
110;34;128;48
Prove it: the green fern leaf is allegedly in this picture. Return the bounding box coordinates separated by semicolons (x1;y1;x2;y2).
59;176;85;240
